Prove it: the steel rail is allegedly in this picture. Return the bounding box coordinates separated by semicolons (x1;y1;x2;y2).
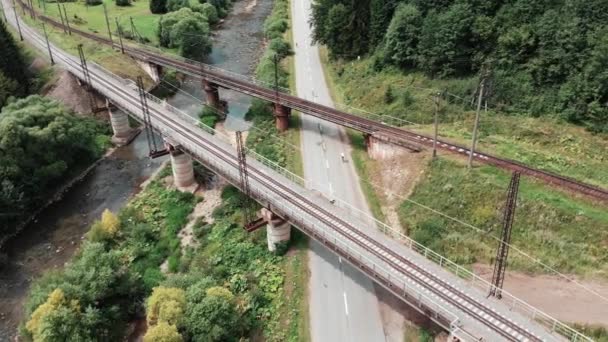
11;5;591;341
15;0;608;203
79;58;548;342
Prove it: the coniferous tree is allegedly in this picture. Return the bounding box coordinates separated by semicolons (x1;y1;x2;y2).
0;20;29;96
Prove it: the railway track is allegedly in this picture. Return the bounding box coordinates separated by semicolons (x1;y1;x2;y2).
16;0;608;203
13;9;589;339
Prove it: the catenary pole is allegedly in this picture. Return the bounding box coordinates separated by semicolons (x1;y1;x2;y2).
12;0;23;40
432;92;441;159
102;3;112;44
468;76;486;168
42;21;54;64
115;17;124;53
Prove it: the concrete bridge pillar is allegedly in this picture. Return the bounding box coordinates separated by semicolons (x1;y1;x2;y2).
169;149;197;192
202;79;222;110
365;133;408;160
106;100;133;146
261;208;290;252
273;103;291;132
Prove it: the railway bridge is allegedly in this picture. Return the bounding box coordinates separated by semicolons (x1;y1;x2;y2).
11;0;608;202
3;3;594;341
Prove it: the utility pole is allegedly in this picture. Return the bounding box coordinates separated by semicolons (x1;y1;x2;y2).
468;76;486;168
273;53;279;101
12;0;23;41
489;171;521;299
62;4;71;35
42;22;54;65
0;2;8;23
56;1;66;34
102;3;112;44
77;44;98;111
28;0;34;18
432;91;441;159
115;17;124;53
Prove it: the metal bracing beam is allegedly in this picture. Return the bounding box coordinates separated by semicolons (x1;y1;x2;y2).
489;171;521;299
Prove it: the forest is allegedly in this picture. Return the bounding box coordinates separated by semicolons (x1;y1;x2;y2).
311;0;608;132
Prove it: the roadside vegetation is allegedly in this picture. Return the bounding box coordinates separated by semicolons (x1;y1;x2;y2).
312;0;608;282
311;0;608;188
246;0;302;175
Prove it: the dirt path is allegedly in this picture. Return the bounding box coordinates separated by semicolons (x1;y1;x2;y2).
473;264;608;326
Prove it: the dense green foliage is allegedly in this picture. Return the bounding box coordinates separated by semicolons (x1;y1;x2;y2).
0;96;108;243
115;0;131;6
150;0;168;13
0;20;29;107
311;0;608;132
23;242;141;341
22;176;197;340
157;8;212;61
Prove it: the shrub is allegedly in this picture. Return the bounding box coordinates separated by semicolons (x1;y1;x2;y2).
150;0;167;14
146;287;186;326
269;37;292;59
115;0;130;6
143;321;182;342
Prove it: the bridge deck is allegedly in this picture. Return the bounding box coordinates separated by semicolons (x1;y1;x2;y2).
8;7;582;341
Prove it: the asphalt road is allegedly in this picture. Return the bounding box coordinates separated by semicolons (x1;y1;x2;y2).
290;0;386;341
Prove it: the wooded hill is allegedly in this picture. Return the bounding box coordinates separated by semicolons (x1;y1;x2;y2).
311;0;608;132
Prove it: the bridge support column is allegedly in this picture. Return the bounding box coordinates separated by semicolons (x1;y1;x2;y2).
261;208;290;252
107;100;136;146
273;103;290;132
202;79;222;110
169;149;197;192
365;133;408;160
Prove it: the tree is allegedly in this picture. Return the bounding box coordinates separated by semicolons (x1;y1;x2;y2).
157;8;211;61
150;0;168;14
417;3;476;76
184;287;243;342
0;20;29;97
383;4;422;68
144;321;183;342
192;3;218;24
0;71;18;108
146;287;186;326
0;96;107;242
369;0;397;47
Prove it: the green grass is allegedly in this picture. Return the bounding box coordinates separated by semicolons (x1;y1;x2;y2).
21;11;154;85
33;0;159;43
347;130;386;222
399;158;608;278
321;51;608;189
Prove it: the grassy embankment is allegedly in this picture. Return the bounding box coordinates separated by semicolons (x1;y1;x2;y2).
319;49;608;280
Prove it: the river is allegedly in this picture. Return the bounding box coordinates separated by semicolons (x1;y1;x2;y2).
0;0;272;339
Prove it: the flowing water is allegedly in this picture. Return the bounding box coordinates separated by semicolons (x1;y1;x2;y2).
0;0;272;339
166;0;272;131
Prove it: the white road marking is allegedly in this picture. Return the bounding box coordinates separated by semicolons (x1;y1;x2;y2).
343;292;349;315
326;160;330;169
329;182;333;195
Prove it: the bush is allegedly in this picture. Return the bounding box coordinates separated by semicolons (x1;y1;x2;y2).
85;0;102;6
269;38;292;59
115;0;130;6
150;0;167;14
